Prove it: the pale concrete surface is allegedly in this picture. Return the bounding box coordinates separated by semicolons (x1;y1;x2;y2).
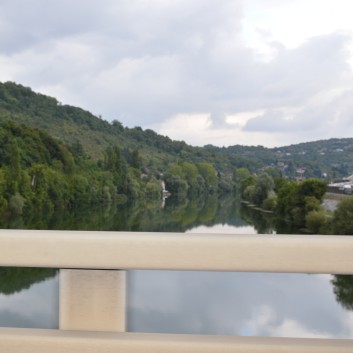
59;269;126;332
0;328;352;353
0;230;352;274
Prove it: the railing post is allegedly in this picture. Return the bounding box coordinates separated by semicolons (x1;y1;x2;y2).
59;269;126;332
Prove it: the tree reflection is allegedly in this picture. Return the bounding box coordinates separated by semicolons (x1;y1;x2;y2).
332;275;353;311
0;267;57;295
0;195;253;291
239;204;275;234
0;195;255;294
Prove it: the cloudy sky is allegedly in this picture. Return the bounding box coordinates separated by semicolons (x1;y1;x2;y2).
1;0;353;147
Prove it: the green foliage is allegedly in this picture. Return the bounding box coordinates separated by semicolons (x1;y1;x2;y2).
240;175;256;198
145;179;162;199
2;81;353;184
276;178;327;229
233;167;251;183
261;196;276;211
332;197;353;235
243;185;256;202
239;171;275;208
180;162;199;190
0;169;8;211
2;81;348;222
297;178;327;202
8;193;26;215
7;140;21;194
164;161;221;197
104;145;128;194
165;173;189;195
197;162;217;192
0;267;57;295
305;210;328;234
332;275;353;311
252;172;275;207
130;149;142;170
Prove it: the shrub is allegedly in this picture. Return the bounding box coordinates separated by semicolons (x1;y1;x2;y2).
9;193;26;215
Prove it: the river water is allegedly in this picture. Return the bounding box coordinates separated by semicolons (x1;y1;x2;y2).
0;196;352;338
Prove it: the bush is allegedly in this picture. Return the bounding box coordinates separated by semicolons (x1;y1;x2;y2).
145;180;161;199
305;210;327;234
261;197;276;211
332;197;353;235
9;193;26;215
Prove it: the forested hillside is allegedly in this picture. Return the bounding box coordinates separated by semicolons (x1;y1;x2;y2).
0;82;232;173
1;81;353;183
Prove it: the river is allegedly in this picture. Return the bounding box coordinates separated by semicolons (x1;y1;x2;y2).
0;195;352;338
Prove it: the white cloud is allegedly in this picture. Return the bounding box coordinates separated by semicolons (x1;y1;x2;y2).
157;113;278;147
225;110;265;128
242;0;353;51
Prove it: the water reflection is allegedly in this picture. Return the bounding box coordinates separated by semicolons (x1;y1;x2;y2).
0;275;58;328
332;275;353;311
0;195;248;233
0;268;57;295
128;271;353;338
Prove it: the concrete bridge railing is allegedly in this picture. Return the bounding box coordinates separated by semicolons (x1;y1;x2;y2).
0;229;352;352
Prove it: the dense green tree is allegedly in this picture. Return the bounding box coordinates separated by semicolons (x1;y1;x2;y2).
145;178;162;199
276;178;326;229
305;210;328;234
197;162;217;192
165;174;189;195
240;175;256;198
104;145;128;195
251;172;275;207
8;193;26;215
181;161;204;194
0;169;8;211
297;178;326;203
233;167;251;183
6;140;21;195
130;149;142;170
332;197;353;235
28;164;49;209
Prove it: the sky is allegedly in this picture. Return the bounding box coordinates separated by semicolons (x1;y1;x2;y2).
1;0;353;147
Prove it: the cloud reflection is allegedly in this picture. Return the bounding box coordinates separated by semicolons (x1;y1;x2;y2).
0;276;59;329
128;271;353;338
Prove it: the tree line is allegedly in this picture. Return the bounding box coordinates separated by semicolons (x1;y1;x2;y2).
234;166;353;235
0;121;228;217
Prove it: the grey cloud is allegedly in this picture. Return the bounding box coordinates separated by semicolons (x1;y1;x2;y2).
244;87;353;140
244;108;320;133
0;0;115;54
0;0;352;140
259;33;351;104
